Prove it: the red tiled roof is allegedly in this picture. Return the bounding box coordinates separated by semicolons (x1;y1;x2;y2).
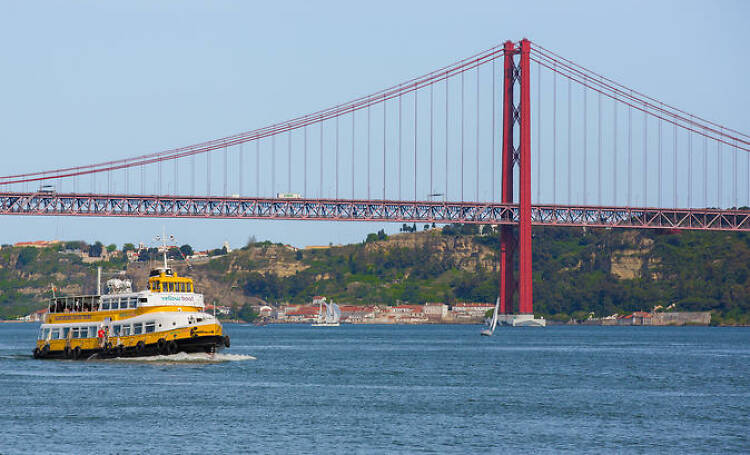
393;305;423;311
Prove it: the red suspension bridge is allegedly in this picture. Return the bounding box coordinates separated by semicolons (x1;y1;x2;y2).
2;39;748;315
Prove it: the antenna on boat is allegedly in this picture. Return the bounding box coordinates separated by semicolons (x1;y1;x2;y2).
155;228;174;270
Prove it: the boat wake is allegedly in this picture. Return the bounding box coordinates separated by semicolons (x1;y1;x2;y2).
104;352;256;363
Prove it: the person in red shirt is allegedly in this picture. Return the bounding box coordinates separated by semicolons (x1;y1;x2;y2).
97;327;106;348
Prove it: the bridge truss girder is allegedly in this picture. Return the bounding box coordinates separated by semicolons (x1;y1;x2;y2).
1;193;749;231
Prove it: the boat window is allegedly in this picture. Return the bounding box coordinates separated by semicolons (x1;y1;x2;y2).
121;324;131;336
189;283;194;293
118;300;127;309
145;321;156;333
88;326;97;338
129;298;138;309
43;328;50;340
51;328;61;340
138;297;147;303
133;322;143;335
72;327;80;339
38;328;44;340
112;325;121;336
62;327;70;339
101;301;110;311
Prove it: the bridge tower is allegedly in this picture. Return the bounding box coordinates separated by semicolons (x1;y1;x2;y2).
499;39;533;315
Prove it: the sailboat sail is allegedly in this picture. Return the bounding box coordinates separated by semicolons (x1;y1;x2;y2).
481;297;501;336
326;302;341;324
490;297;500;332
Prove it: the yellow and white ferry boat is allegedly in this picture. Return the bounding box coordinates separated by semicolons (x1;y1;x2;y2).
33;246;229;360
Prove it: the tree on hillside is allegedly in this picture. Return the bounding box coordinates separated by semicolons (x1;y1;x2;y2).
122;243;136;254
179;244;194;257
88;242;103;258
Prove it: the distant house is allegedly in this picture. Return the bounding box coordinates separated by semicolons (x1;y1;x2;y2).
451;302;495;319
617;311;653;326
424;303;448;321
389;305;424;318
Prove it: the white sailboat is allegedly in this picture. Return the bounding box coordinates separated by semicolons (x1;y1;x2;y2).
480;297;500;336
311;297;341;327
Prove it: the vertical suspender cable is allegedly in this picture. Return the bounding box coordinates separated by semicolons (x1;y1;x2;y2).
304;127;308;197
207;148;211;196
288;130;292;193
643;111;647;206
352;113;355;198
658;106;662;207
398;95;402;200
239;144;243;196
174;156;178;195
627;101;632;206
476;63;480;201
320;121;324;198
272;135;276;197
414;82;418;201
537;60;542;203
461;71;464;201
256;140;260;197
367;104;371;199
613;96;617;206
552;62;557;204
383;95;386;199
687;115;696;208
733;133;738;207
430;83;434;198
597;85;602;205
567;77;571;204
493;57;496;202
445;76;449;201
703;129;708;207
673;124;677;208
718;128;722;208
336;115;340;199
224;145;228;196
583;82;587;205
191;155;195;196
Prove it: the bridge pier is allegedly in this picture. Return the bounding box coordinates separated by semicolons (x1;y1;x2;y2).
500;39;533;315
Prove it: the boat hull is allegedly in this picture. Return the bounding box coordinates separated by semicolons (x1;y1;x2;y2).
33;334;228;360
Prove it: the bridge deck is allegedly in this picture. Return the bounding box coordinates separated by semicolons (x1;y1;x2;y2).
1;193;749;231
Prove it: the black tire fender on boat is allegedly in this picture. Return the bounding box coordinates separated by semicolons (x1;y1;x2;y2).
223;335;230;348
167;340;178;355
41;344;50;356
157;338;166;350
64;346;72;359
190;327;197;337
73;346;82;360
33;347;40;359
135;341;145;355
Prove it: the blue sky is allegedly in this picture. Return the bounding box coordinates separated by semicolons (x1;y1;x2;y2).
0;0;748;250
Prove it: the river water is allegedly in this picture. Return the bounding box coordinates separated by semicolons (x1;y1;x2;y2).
1;323;748;454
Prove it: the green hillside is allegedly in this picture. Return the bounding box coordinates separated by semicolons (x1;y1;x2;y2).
1;226;749;325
